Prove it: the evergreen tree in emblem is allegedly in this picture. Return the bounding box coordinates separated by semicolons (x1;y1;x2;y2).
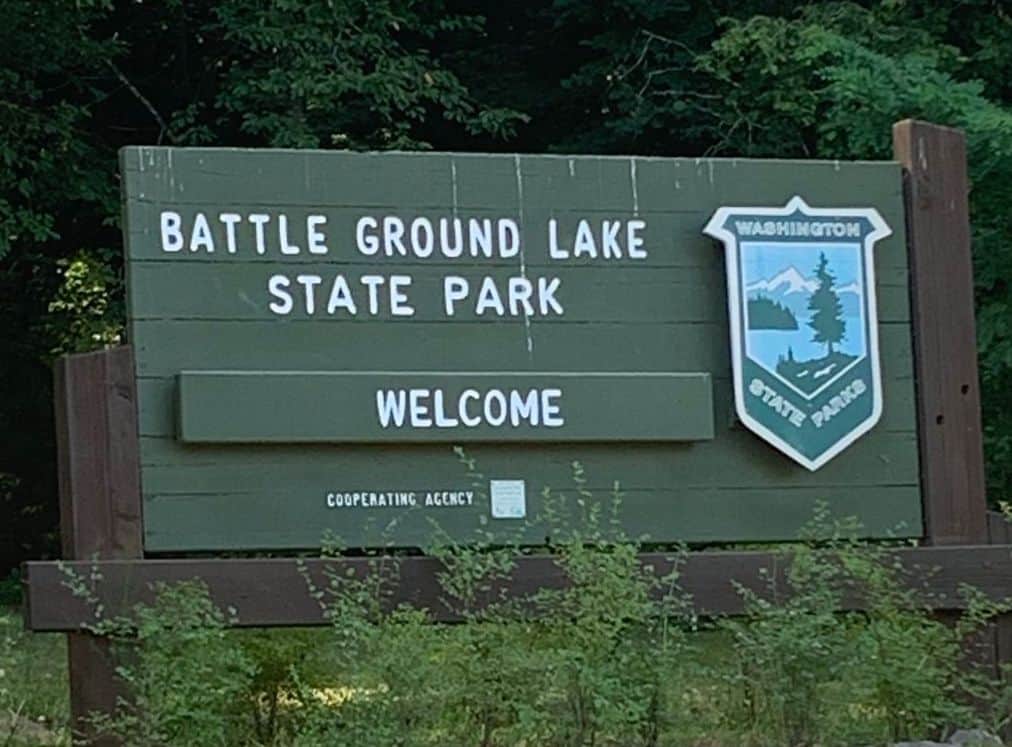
807;252;846;355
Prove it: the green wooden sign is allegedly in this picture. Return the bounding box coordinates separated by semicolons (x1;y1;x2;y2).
121;147;922;552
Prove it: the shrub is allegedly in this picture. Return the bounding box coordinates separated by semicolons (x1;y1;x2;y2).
90;581;257;746
71;489;1012;747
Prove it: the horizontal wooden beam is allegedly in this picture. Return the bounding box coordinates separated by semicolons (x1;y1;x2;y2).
22;545;1012;631
176;371;715;443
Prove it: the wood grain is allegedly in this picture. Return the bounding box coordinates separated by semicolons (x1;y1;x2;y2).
893;120;988;544
23;545;1012;631
122;146;922;551
53;346;143;746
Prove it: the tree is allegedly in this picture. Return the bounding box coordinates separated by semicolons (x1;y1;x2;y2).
685;3;1012;499
0;0;124;575
0;0;526;577
806;253;845;356
5;0;1012;572
748;295;799;330
211;0;526;150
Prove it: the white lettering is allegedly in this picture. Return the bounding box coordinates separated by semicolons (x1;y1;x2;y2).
248;214;270;255
475;276;505;316
409;389;432;427
218;213;241;253
410;218;435;258
278;214;301;255
189;212;214;252
326;275;357;315
306;215;328;255
483;389;508;426
356;216;379;256
498;219;520;258
541;389;564;426
573;219;597;258
548;218;567;259
376;390;407;428
627;219;647;258
383;216;407;256
389;275;415;317
160;211;184;252
295;274;322;314
267;275;293;315
444;276;469;316
360;275;385;315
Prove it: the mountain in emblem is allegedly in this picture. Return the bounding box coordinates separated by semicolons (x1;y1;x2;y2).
746;266;817;296
746;266;861;320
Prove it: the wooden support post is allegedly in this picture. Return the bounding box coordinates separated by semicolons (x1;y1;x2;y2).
894;121;1009;720
54;346;143;746
987;510;1012;739
892;120;988;546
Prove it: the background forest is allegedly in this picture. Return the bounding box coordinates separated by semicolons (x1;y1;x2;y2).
2;0;1011;577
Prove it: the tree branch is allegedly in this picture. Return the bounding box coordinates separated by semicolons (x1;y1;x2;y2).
106;60;174;145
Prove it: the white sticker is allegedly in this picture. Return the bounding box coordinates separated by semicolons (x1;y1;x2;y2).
490;480;526;519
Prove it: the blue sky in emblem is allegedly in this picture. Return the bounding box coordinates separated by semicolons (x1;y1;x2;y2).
741;242;867;388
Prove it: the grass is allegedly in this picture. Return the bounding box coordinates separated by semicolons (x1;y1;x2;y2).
0;607;68;747
0;609;351;747
0;604;741;747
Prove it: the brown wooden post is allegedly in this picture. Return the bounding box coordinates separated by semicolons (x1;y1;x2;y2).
894;121;1010;713
54;345;143;746
988;512;1012;684
892;120;988;546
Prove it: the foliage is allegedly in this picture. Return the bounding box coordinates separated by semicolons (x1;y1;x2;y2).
44;489;1011;747
0;1;119;261
716;507;985;746
0;606;68;746
86;581;257;747
0;0;123;576
0;0;526;576
687;2;1012;500
3;0;1012;570
43;250;123;358
536;0;1012;501
0;573;17;609
211;0;526;150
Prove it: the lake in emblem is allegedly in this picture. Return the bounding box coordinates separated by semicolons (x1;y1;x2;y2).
704;196;891;470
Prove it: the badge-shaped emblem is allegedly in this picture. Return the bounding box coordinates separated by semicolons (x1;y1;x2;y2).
704;196;891;470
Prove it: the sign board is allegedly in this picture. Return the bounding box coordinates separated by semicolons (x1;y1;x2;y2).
120;148;922;551
705;197;890;470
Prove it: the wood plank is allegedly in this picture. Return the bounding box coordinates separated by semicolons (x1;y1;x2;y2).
54;347;143;563
121;147;904;215
985;511;1012;690
176;371;714;443
123;144;921;551
893;120;988;544
23;545;1012;631
128;319;916;378
121;211;913;274
139;485;923;553
135;428;921;487
133;425;922;552
126;261;912;323
52;346;143;747
138;371;919;436
988;511;1012;545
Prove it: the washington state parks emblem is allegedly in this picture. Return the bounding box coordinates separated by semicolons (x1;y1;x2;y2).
704;197;890;470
